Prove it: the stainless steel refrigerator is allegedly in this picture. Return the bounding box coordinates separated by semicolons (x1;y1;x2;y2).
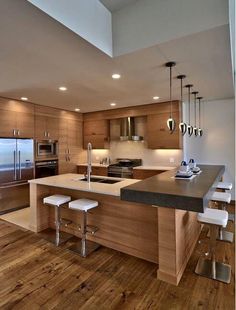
0;139;34;214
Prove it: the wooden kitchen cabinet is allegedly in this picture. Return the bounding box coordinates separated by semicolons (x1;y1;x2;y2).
59;114;83;174
0;99;34;138
77;165;108;176
83;119;110;149
147;111;182;149
133;169;166;180
35;115;59;140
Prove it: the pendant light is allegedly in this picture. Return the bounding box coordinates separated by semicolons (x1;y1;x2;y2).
197;96;203;136
177;74;187;135
165;61;176;133
192;91;199;136
185;84;193;136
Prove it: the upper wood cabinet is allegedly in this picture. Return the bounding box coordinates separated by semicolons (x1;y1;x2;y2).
0;99;34;138
34;106;59;140
59;113;83;174
147;111;182;149
83;119;110;149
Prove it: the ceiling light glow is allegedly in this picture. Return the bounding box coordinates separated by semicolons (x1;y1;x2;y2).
75;108;80;112
153;96;159;100
112;74;121;79
59;86;67;91
110;102;116;106
21;97;28;101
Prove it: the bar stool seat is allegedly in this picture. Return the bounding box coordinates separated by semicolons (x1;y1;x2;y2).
212;192;231;204
41;194;73;246
195;208;231;284
68;199;100;257
217;181;233;191
198;208;228;227
69;199;98;211
43;194;71;206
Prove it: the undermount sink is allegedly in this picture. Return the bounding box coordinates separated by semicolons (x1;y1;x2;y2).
79;177;121;184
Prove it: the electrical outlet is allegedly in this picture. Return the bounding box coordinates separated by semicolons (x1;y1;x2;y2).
169;157;175;163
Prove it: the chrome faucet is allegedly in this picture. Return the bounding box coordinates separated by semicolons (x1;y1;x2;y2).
87;142;92;183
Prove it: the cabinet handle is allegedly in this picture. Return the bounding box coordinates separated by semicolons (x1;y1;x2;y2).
47;132;50;138
13;129;16;136
44;131;47;137
17;130;20;136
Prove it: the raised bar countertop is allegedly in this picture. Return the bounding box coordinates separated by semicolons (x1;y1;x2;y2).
29;174;140;197
121;165;225;212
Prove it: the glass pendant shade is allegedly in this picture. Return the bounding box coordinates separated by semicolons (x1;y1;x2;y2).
179;122;187;135
167;118;175;132
193;127;198;136
198;128;203;136
187;124;193;136
165;61;176;134
177;74;187;135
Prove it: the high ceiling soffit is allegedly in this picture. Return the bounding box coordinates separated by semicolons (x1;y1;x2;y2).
28;0;229;57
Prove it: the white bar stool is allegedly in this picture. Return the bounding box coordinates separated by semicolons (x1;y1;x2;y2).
195;208;231;284
217;181;234;222
43;194;73;246
68;198;100;257
211;191;234;243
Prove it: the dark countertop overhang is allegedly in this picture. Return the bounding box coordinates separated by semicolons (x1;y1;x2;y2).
121;165;225;212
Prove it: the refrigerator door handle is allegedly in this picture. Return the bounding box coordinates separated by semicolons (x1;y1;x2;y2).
19;151;22;179
13;150;17;180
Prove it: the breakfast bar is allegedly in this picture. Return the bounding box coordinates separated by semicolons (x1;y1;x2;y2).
29;164;225;286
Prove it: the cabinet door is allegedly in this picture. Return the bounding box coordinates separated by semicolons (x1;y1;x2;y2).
83;120;109;136
35;115;47;140
0;109;16;137
46;116;59;140
16;112;35;138
147;112;181;149
133;169;165;180
83;135;109;149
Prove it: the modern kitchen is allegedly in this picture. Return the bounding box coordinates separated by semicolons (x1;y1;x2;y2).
0;0;235;309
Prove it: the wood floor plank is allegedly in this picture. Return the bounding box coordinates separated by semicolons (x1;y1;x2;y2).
0;211;234;310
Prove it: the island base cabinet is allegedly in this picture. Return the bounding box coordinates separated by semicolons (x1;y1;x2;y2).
157;207;201;285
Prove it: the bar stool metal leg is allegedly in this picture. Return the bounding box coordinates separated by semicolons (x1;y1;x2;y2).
195;224;231;283
69;210;100;257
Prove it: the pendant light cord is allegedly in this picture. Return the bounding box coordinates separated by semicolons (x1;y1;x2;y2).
170;65;172;118
194;93;197;127
188;87;191;124
199;98;201;128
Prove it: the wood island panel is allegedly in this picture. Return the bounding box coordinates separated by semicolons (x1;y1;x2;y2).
30;184;159;264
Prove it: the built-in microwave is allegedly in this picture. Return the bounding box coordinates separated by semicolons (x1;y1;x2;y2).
35;140;58;159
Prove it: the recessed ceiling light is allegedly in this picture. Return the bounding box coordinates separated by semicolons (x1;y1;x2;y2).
21;97;28;101
59;86;67;91
75;108;80;112
112;74;121;79
110;102;116;106
153;96;160;100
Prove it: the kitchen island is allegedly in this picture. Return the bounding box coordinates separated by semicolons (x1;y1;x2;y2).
29;165;224;285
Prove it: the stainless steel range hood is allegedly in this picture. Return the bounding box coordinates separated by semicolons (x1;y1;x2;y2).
120;117;143;141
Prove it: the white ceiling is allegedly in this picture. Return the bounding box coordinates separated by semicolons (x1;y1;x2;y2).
0;1;233;113
100;0;139;12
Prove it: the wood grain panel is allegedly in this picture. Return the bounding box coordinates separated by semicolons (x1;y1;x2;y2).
133;169;166;179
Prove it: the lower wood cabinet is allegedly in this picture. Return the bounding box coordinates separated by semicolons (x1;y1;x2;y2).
133;169;166;180
77;165;108;176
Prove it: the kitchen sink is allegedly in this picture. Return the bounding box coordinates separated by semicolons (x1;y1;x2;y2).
79;177;121;184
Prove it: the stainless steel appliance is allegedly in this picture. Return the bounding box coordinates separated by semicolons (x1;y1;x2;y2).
108;158;142;178
0;138;34;214
35;140;58;160
120;117;143;141
35;160;58;178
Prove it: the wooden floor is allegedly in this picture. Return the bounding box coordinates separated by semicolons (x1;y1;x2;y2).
0;212;234;310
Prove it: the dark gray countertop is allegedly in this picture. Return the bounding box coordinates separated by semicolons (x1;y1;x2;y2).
121;165;225;212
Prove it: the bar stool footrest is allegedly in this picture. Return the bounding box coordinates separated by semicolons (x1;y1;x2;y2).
38;228;73;245
86;225;99;235
195;257;231;283
68;239;100;257
61;218;73;227
207;229;234;243
228;213;235;222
